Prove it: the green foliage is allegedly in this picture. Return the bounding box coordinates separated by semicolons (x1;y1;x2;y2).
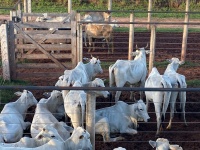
0;77;30;110
187;79;200;87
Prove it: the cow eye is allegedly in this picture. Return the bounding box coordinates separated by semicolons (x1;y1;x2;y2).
79;135;84;139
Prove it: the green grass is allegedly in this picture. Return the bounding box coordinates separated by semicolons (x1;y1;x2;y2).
0;78;31;109
114;27;200;33
187;79;200;87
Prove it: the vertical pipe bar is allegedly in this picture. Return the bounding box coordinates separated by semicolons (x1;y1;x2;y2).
86;93;96;150
147;0;152;30
149;25;156;74
68;0;72;13
128;13;134;60
181;0;190;62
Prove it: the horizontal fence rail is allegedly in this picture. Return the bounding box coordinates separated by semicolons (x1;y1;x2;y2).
0;86;199;91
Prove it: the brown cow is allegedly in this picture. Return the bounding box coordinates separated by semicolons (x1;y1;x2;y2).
84;24;114;54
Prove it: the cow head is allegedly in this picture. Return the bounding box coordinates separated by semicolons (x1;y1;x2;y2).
90;55;103;74
35;124;64;142
68;127;92;150
130;100;150;122
15;90;38;107
166;57;184;71
149;138;170;150
132;43;150;56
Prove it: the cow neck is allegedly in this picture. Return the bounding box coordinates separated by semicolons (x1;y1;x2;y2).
164;62;179;74
15;97;29;116
83;62;94;81
133;51;147;66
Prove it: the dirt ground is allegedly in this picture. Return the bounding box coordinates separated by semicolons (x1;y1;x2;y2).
1;15;200;150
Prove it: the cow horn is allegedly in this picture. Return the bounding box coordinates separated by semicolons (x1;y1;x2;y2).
136;44;139;50
145;43;149;49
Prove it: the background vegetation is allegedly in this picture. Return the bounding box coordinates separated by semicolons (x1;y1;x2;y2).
1;0;200;18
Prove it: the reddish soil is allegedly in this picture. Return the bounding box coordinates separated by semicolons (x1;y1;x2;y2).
1;21;200;149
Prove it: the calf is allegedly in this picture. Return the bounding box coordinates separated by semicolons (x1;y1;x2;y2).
0;90;37;143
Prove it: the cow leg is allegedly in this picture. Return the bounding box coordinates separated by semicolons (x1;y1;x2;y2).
95;116;124;142
67;107;81;129
120;127;137;135
115;81;126;103
179;91;187;126
166;91;178;130
153;100;162;136
88;37;92;52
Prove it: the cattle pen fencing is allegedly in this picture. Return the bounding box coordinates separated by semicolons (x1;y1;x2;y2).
1;1;200;81
0;85;200;150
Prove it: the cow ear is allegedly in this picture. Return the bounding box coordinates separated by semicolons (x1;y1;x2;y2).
14;91;22;96
38;135;43;140
149;140;157;148
131;51;139;56
166;59;171;63
179;60;185;65
135;44;139;50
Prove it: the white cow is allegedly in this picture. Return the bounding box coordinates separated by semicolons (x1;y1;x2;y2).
95;100;150;141
31;90;73;141
145;67;172;135
64;78;110;128
109;44;150;102
64;55;103;87
83;12;110;22
113;147;126;150
149;138;183;150
55;56;103;100
0;126;92;150
0;123;63;148
163;58;187;129
0;90;38;143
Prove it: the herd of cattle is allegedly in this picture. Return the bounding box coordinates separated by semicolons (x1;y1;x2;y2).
0;12;187;150
0;45;186;149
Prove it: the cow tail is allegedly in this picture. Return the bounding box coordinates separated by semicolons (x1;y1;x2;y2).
109;64;115;87
161;78;172;122
81;103;85;127
177;75;187;112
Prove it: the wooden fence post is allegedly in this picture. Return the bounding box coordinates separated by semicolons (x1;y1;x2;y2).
86;93;96;150
0;24;11;80
181;0;190;62
71;11;77;68
149;25;156;74
24;0;28;22
147;0;152;30
128;13;134;60
68;0;72;13
76;13;83;62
